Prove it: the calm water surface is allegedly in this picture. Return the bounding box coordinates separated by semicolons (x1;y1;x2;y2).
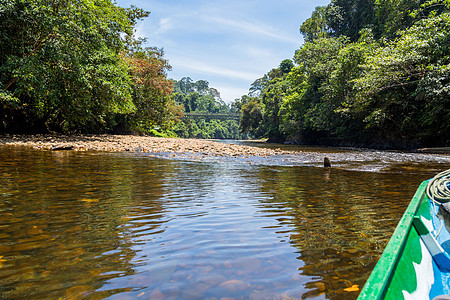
0;144;449;299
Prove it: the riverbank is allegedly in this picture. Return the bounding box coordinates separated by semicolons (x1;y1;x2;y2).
416;147;450;154
0;134;291;157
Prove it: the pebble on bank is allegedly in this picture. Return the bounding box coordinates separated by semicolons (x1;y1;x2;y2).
0;134;291;158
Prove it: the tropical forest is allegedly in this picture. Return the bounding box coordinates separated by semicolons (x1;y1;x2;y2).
2;1;450;299
1;0;449;149
238;0;450;148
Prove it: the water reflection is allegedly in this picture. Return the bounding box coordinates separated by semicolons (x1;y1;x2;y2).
253;167;432;299
0;147;173;298
99;161;313;299
0;145;448;299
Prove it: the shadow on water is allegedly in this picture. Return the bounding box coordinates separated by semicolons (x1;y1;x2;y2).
0;145;449;299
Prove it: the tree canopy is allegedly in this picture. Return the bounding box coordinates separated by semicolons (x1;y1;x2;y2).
239;0;450;148
172;77;228;114
0;0;179;135
3;0;448;147
171;77;248;140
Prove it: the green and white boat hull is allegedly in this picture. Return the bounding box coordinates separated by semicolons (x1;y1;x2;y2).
358;179;450;300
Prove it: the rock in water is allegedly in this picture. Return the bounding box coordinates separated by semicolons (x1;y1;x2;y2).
324;156;331;168
51;145;74;151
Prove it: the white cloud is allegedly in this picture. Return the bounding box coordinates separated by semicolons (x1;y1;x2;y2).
115;0;324;103
203;15;299;45
156;17;175;35
172;56;261;82
214;85;250;103
241;46;279;61
134;22;147;39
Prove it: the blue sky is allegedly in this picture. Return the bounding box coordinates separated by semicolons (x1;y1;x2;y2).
116;0;330;103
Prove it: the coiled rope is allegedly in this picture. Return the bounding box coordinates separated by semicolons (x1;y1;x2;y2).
427;169;450;238
427;169;450;203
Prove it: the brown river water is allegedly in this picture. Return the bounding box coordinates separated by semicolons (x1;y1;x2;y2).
0;143;449;299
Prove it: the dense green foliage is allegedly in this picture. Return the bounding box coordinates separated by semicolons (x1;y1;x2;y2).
0;0;178;134
172;77;228;113
174;119;243;139
3;0;448;146
240;0;450;148
172;77;248;139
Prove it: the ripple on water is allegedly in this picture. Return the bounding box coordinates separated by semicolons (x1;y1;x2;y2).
0;145;449;299
143;144;450;174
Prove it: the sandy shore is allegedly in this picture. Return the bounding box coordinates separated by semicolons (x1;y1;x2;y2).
0;134;291;157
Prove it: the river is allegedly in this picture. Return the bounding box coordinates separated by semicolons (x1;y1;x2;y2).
0;143;449;299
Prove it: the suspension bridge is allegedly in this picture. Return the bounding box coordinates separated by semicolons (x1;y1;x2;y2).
182;112;241;121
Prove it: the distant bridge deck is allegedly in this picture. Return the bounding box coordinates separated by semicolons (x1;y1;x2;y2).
182;112;241;121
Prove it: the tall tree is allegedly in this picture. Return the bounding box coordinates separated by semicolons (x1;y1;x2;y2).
120;47;181;133
300;6;331;42
0;0;180;135
326;0;376;41
353;10;450;146
0;0;144;132
172;78;228;113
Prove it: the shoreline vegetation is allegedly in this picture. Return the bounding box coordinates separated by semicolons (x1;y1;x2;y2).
1;1;448;149
1;135;448;156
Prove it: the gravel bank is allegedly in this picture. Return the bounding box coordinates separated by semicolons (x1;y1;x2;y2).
0;134;291;157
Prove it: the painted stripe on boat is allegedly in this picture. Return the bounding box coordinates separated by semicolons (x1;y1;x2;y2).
414;216;450;272
402;239;434;300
